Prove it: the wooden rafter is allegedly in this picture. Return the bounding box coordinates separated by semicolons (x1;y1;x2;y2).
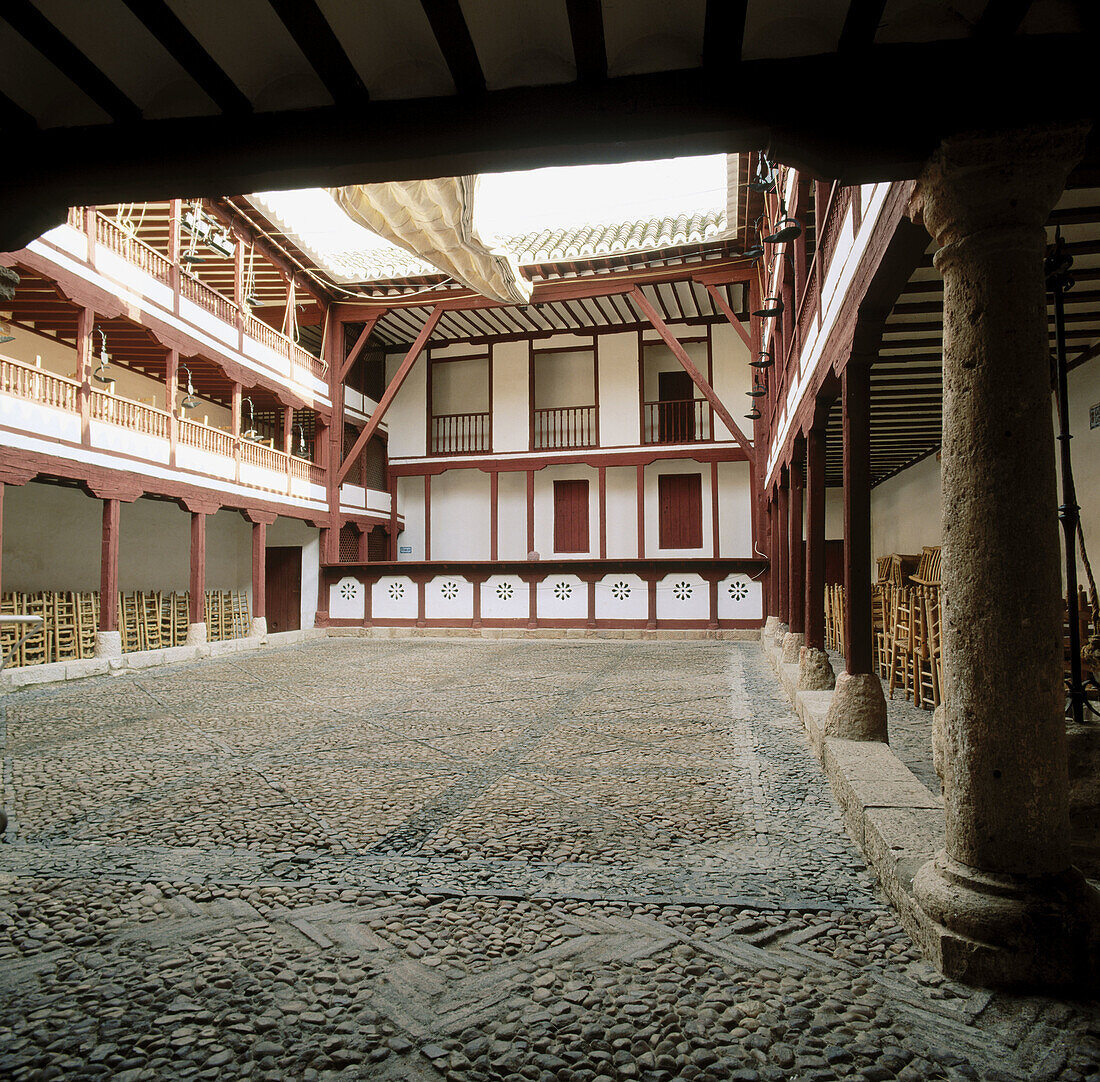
420;0;485;96
703;283;752;350
837;0;888;52
120;0;251;115
336;307;443;486
268;0;369;105
974;0;1036;37
338;314;383;384
0;89;36;132
0;0;141;123
565;0;607;83
704;0;748;69
628;286;754;459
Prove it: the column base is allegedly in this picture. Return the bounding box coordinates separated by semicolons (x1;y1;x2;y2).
185;622;207;646
771;621;789;648
798;646;836;691
913;850;1100;990
781;631;804;664
823;671;888;741
93;631;122;659
763;616;780;639
250;617;268;639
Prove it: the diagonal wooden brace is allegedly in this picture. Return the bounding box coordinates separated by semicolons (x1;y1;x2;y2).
628;286;754;459
703;282;752;351
335;306;442;486
337;311;383;385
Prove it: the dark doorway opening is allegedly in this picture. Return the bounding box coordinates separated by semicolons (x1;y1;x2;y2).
657;371;695;443
265;546;302;633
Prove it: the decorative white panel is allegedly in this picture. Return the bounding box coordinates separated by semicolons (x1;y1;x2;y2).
481;575;529;620
372;575;417;620
425;576;474;620
594;573;648;621
656;572;710;621
718;573;764;622
329;576;365;620
537;575;588;620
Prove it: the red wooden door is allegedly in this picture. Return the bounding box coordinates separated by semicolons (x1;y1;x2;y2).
658;473;703;549
265;546;301;633
658;371;695;443
553;479;589;553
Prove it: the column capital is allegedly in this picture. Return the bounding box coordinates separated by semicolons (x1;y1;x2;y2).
910;124;1090;249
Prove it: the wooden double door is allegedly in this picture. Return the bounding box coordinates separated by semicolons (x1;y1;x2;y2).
265;546;301;633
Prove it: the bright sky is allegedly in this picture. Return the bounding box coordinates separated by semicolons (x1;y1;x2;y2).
251;153;728;282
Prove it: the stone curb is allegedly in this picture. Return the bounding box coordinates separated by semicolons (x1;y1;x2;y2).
760;636;946;961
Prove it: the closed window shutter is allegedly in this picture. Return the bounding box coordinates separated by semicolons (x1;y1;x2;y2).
554;479;589;553
658;474;702;549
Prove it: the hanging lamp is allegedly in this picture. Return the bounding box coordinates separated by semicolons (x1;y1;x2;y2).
745;407;762;420
180;365;199;410
752;296;784;318
241;396;261;441
748;153;777;194
0;318;15;344
750;350;774;369
91;330;115;385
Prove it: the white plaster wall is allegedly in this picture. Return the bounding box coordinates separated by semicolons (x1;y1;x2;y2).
656;572;709;621
717;460;754;557
534;464;599;558
711;322;752;442
492;341;529;452
425;575;474;620
496;471;528;559
594;572;647;621
386;349;427;457
432;356;489;414
604;465;638;559
869;453;942;563
267;516;320;629
329;576;365;620
372;575;417;619
431;469;491;560
395;475;425;560
533;350;594;409
643;460;712;558
598;333;639;446
537;574;587;620
1;483;251;594
481;574;528;619
826;486;844;540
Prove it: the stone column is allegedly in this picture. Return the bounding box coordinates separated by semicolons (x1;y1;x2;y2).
800;424;835;689
782;446;806;663
773;469;790;646
187;512;207;645
910;125;1099;989
95;498;122;658
824;359;887;740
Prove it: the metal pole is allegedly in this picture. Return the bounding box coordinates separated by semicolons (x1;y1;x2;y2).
1047;232;1085;725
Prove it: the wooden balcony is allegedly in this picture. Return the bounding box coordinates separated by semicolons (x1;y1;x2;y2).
0;353;327;503
533;404;597;450
431;411;491;454
642;398;712;445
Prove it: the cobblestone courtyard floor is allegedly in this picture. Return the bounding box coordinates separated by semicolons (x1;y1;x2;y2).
0;639;1096;1081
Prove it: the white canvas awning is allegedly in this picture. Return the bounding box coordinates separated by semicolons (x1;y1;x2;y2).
328;177;532;304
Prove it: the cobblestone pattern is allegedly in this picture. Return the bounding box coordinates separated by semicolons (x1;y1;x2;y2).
0;640;1096;1081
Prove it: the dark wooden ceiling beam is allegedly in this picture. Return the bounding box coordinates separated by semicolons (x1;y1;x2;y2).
120;0;251;116
974;0;1035;38
420;0;485;96
0;90;37;132
268;0;369;106
0;0;141;123
705;0;748;69
565;0;607;83
837;0;888;52
1;34;1097;252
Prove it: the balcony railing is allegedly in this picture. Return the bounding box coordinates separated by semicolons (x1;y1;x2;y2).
533;404;597;450
76;211;328;382
0;353;326;498
91;391;170;439
95;215;173;286
432;411;491;454
642;398;711;445
0;356;79;412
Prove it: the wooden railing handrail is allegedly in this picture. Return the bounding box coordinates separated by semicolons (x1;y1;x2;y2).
0;353;81;390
